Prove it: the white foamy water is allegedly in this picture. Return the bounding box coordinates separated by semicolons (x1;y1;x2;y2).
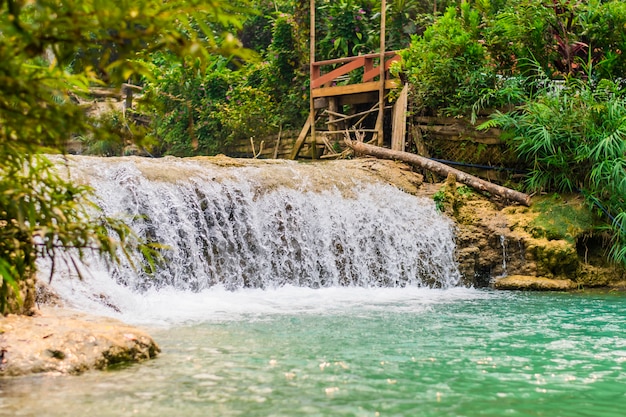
50;276;487;326
43;156;465;324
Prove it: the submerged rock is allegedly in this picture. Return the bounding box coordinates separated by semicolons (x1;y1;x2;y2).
0;308;159;377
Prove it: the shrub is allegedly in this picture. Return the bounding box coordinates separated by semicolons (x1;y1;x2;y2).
485;0;626;80
144;14;308;156
399;2;494;116
483;75;626;266
217;82;280;142
318;0;375;58
143;56;233;156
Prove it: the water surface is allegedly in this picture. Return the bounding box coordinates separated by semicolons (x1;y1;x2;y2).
1;288;624;417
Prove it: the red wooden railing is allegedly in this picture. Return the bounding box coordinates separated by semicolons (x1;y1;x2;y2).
310;51;400;89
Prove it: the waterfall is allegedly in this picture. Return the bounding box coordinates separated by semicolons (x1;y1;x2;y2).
499;235;508;277
43;156;461;317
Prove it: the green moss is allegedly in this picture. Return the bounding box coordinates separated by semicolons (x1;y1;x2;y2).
527;194;596;244
433;189;447;212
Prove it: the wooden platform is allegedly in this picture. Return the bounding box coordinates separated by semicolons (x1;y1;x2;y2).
291;51;407;160
311;79;401;98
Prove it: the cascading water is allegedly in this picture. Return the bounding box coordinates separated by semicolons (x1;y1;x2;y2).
499;235;508;277
44;156;460;318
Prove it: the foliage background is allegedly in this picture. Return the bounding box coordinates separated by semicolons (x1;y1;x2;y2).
0;0;248;312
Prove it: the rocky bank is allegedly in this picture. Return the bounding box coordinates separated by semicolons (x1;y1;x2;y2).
431;173;626;291
0;308;159;377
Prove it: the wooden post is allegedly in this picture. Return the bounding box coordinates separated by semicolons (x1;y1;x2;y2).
289;112;314;160
391;83;408;151
273;125;282;159
377;0;386;146
363;56;374;82
124;87;133;116
411;125;430;157
309;0;317;159
328;98;339;130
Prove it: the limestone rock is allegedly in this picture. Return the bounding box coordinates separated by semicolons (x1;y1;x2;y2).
437;185;625;288
494;275;577;291
0;308;159;377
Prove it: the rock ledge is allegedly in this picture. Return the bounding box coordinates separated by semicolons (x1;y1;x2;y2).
494;275;577;291
0;308;159;377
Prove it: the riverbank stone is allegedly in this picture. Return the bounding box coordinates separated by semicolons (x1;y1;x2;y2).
0;308;159;377
494;275;577;291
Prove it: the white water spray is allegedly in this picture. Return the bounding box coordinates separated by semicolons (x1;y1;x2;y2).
44;156;462;319
500;235;508;276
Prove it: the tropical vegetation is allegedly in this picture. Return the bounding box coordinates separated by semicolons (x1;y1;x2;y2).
2;0;626;311
0;0;247;313
397;0;626;267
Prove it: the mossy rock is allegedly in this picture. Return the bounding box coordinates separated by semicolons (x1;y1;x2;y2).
0;308;160;376
576;263;626;288
494;275;577;291
526;239;579;277
432;174;479;219
526;194;597;244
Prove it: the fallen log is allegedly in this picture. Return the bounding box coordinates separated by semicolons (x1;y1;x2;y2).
345;139;531;206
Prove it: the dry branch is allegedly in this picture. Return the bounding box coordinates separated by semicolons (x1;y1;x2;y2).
345;140;531;206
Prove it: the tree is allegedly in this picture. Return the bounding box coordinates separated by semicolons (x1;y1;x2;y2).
399;2;492;116
0;0;247;314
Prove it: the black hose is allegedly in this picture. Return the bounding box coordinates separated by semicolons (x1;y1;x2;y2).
428;158;528;174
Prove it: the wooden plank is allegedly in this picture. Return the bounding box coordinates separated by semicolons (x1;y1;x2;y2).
323;106;386;125
373;104;384;146
414;115;501;131
378;0;386;147
414;116;479;124
312;82;378;97
315;92;387;108
362;66;381;83
417;124;499;136
289;112;314;160
364;57;374;80
312;51;399;67
312;79;400;98
391;83;408;151
324;129;379;134
273;125;282;159
320;133;338;156
338;92;379;106
362;55;401;82
410;125;430;157
311;57;365;89
327;98;339;132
